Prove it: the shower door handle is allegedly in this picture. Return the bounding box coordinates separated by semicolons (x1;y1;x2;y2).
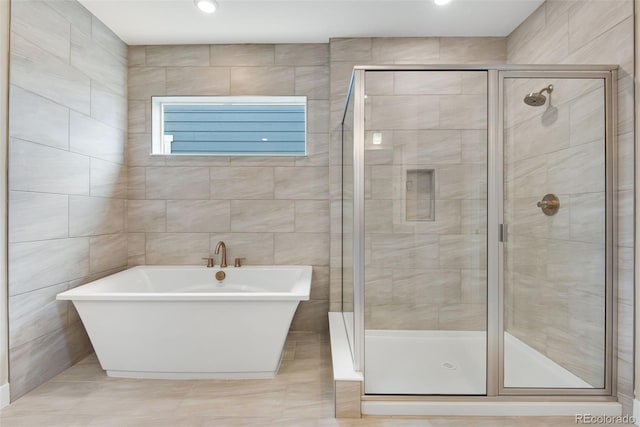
499;224;508;242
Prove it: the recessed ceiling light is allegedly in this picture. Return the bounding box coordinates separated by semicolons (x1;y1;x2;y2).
434;0;451;5
261;137;269;142
195;0;218;14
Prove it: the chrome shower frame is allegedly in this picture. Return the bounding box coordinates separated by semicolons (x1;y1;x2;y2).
342;64;618;400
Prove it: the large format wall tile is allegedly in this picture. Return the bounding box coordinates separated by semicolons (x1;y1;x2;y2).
9;191;68;243
308;100;330;133
127;133;165;167
10;139;90;195
392;130;462;165
146;45;210;67
371;38;439;63
274;167;329;199
91;83;127;131
146;233;211;265
11;33;90;114
70;28;125;97
69;196;125;237
332;41;495;336
274;233;330;266
9;86;69;150
9;321;92;400
392;269;461;305
290;300;330;332
565;16;634;77
70;112;125;164
275;44;329;66
126;200;166;232
295;200;330;233
330;38;372;62
438;304;486;330
89;234;127;273
166;67;230;95
167;200;231;232
210;44;274;66
439;95;487;129
8;282;69;349
208;233;275;265
11;0;71;61
506;0;633;401
126;36;527;348
229;66;295;95
128;100;147;134
91;16;126;62
394;72;462;95
9;238;90;296
295;66;329;100
128;67;165;101
231;200;295;233
439;38;507;63
9;0;128;400
369;95;439;130
297;133;329;166
146;167;210;200
128;233;146;266
353;66;492;333
210;167;274;199
90;158;127;199
567;0;632;53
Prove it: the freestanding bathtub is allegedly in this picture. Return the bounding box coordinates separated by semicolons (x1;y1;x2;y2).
56;265;312;379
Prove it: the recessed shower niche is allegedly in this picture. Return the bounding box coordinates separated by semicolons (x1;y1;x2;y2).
405;168;435;221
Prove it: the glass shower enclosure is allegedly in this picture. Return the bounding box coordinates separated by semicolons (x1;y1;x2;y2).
341;65;616;397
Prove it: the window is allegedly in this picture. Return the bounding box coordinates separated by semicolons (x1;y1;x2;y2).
151;96;307;156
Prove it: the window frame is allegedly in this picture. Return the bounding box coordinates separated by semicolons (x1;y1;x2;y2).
151;95;308;156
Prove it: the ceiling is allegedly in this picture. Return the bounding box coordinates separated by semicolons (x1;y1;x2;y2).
79;0;545;45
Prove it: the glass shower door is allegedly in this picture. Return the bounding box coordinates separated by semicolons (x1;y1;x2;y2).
363;70;488;395
502;75;609;390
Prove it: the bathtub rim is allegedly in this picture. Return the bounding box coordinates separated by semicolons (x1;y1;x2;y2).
56;265;312;302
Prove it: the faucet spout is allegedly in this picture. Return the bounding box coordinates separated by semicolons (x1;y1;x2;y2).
214;241;227;268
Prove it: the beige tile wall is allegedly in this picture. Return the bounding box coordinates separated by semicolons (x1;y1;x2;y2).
0;0;8;389
5;0;632;404
362;71;488;331
126;43;331;333
8;0;128;400
328;37;506;318
506;0;634;408
504;78;607;387
332;14;631;396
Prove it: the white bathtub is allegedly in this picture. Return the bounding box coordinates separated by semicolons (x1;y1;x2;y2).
57;265;312;379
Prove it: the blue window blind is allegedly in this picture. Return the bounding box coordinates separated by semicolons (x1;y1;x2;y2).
163;104;306;155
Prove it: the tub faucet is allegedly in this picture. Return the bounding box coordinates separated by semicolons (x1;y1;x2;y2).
214;241;227;268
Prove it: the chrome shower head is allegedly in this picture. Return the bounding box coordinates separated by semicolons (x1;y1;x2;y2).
524;84;554;107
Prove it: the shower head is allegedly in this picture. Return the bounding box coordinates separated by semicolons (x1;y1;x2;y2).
524;84;554;107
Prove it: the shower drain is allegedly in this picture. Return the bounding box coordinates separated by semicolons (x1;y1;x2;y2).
442;362;457;370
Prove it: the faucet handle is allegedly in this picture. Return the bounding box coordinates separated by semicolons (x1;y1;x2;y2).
234;257;246;267
201;257;215;268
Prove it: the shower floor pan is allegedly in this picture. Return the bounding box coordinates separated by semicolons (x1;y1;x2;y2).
365;330;592;394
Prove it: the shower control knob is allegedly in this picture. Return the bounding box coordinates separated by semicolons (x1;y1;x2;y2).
536;200;558;208
536;194;560;216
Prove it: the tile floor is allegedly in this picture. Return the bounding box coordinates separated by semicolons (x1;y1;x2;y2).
0;332;629;426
